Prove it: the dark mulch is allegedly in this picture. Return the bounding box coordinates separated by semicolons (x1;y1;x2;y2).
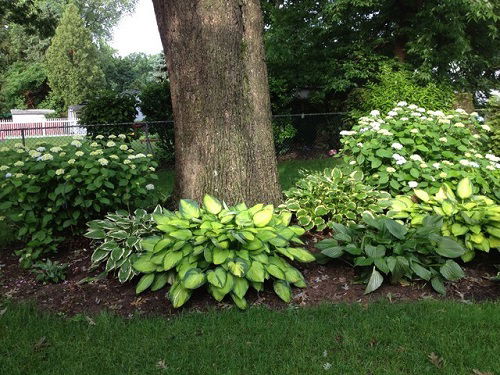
0;236;498;317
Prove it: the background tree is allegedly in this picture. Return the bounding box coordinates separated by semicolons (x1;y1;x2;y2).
45;3;105;111
152;0;282;204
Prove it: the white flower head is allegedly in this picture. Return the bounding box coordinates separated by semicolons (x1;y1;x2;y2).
408;181;418;188
432;162;441;169
149;167;156;172
439;172;448;178
108;134;117;139
397;101;407;107
357;142;363;147
90;142;99;147
50;147;62;153
98;158;108;166
0;165;8;171
481;124;491;131
349;160;356;165
96;135;104;140
145;184;155;190
118;134;127;139
408;104;418;110
109;154;119;160
410;128;419;134
36;146;46;152
410;154;422;161
454;122;465;128
370;110;380;117
14;161;24;167
55;169;65;176
68;159;76;165
119;145;128;151
439;137;447;143
386;167;396;173
391;143;403;150
400;117;409;121
388;111;398;117
75;151;84;157
107;141;116;147
40;153;53;161
123;159;131;165
71;140;82;147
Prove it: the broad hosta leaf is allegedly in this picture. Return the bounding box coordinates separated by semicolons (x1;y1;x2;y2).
170;230;192;241
253;209;273;227
383;219;408;240
179;199;200;219
440;260;465;281
410;262;432;281
246;261;265;282
227;258;249;277
150;273;169;291
364;267;383;294
85;229;106;239
436;237;465;258
286;247;315;262
431;277;446;295
182;268;206;289
232;277;249;299
207;267;227;288
136;273;155;294
414;189;430;202
163;251;184;270
273;280;292;302
457;178;473;199
230;293;248;309
133;257;156;273
203;194;222;214
168;283;192;308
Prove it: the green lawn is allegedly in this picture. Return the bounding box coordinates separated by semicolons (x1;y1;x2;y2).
157;157;337;195
0;301;498;375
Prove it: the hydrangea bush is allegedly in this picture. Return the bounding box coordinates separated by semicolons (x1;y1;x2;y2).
0;135;160;267
339;103;500;200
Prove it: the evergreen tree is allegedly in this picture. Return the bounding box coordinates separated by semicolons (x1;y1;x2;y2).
45;3;104;110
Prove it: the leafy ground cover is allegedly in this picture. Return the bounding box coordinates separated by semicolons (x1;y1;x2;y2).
0;301;498;375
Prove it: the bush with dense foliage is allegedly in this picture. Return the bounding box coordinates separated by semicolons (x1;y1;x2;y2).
0;135;159;267
31;259;67;284
486;94;500;156
339;103;500;199
282;167;391;231
316;214;465;295
347;65;455;120
79;90;138;138
85;208;161;283
131;195;314;309
389;178;500;262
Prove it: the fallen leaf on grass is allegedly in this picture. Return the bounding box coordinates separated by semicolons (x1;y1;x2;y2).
472;369;494;375
428;352;445;368
0;307;7;317
156;360;168;371
33;336;49;351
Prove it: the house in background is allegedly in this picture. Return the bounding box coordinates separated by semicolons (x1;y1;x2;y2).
10;109;56;123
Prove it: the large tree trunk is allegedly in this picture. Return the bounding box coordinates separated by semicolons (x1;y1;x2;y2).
152;0;282;206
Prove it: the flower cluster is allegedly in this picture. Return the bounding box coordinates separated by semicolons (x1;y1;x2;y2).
339;104;499;199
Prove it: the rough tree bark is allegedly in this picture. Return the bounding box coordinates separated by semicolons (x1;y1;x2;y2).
152;0;282;206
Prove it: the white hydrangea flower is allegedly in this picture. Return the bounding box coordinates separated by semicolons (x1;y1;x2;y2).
135;153;146;158
96;135;105;139
29;150;41;158
417;108;425;113
386;167;396;173
408;181;418;188
73;135;84;140
119;144;128;151
149;167;156;172
410;154;422;161
474;153;483;159
481;124;491;131
370;110;380;117
340;130;357;136
16;149;25;153
59;152;66;157
40;153;53;161
0;165;8;171
486;165;495;171
109;154;119;160
455;108;466;114
128;154;137;160
442;160;453;166
68;159;76;164
470;112;478;117
485;154;499;162
391;143;403;150
118;134;127;139
465;152;471;157
36;146;46;152
357;142;363;147
75;151;84;157
420;163;428;168
387;111;398;117
90;142;99;147
90;150;104;156
14;143;23;148
400;117;409;121
439;172;447;178
14;161;24;167
432;162;441;169
469;161;479;168
349;160;356;165
107;141;116;147
108;134;117;139
145;184;155;190
473;134;481;139
397;101;407;107
410;128;419;133
130;164;136;169
454;122;465;128
5;173;12;178
410;112;422;117
55;169;65;175
439;137;447;142
123;159;131;165
50;147;62;153
71;140;82;147
438;119;451;124
408;104;418;110
98;158;108;166
459;159;471;166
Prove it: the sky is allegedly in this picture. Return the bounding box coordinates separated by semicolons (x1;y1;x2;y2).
110;0;163;56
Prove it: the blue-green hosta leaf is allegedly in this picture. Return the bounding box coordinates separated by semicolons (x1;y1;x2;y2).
440;260;465;281
410;262;432;281
273;280;292;302
383;219;408;240
431;277;446;295
179;199;200;219
182;268;206;289
436;237;465;258
203;194;222;214
364;267;383;294
136;273;155;294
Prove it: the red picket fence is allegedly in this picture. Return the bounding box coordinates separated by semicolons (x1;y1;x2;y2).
0;119;83;140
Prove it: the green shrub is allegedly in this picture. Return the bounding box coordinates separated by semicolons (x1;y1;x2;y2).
79;90;138;138
132;195;314;309
85;208;161;283
389;178;500;262
0;136;159;267
273;118;297;155
316;214;465;295
282;167;391;231
347;64;454;120
339;104;500;199
31;259;67;284
485;94;500;155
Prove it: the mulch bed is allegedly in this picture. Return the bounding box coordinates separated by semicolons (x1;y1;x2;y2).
0;236;498;317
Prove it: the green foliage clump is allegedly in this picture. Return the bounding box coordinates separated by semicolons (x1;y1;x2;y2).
347;65;455;120
485;94;500;155
273;118;297;155
0;136;159;267
31;259;67;284
340;104;500;199
85;208;160;283
139;80;174;162
132;195;314;309
45;3;105;110
283;167;391;231
79;90;138;137
316;214;465;295
389;178;500;262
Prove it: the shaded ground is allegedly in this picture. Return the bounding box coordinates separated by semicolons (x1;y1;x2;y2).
1;236;498;317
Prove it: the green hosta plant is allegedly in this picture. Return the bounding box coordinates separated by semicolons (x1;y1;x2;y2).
339;104;499;199
85;208;161;283
31;259;68;284
283;167;391;231
132;195;315;309
316;214;465;295
389;178;500;262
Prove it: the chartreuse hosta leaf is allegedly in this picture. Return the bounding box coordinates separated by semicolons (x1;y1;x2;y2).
131;195;313;309
316;214;466;295
389;177;500;261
